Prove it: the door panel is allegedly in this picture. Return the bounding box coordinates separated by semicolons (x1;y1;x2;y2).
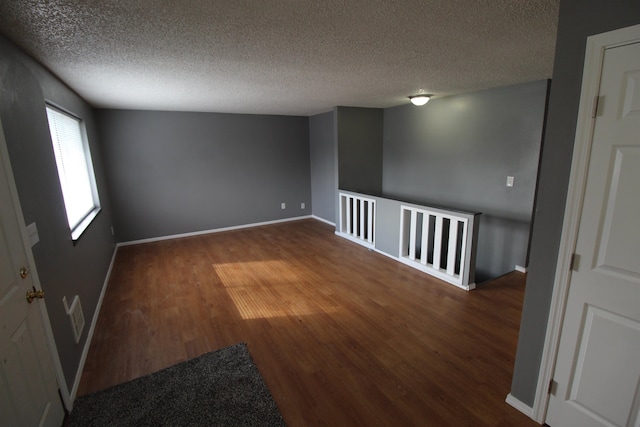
621;70;640;117
567;306;640;425
595;146;640;278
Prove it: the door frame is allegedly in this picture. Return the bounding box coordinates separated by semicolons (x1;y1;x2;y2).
0;119;72;411
532;23;640;423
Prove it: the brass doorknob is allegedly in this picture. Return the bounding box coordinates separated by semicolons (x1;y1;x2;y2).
20;267;29;279
26;286;45;304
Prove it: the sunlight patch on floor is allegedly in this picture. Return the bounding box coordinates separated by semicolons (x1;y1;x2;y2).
214;260;300;287
213;260;338;319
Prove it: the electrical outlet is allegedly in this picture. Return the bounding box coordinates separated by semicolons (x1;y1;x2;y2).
506;176;515;187
301;202;305;209
281;202;286;209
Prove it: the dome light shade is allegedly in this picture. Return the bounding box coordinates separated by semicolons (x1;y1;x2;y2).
409;94;431;106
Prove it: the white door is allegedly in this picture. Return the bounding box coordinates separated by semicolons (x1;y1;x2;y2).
545;41;640;426
0;121;65;426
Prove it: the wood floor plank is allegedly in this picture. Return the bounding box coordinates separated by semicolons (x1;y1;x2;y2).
77;219;537;426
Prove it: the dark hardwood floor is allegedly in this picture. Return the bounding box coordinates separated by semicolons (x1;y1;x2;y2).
77;218;537;426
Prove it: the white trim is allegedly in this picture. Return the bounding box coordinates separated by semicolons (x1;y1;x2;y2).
506;394;534;419
373;247;477;290
68;245;118;404
311;214;336;227
515;265;527;273
373;249;477;290
396;255;476;291
38;295;72;410
397;204;476;291
70;207;100;241
334;230;375;250
337;192;376;247
117;216;312;247
533;24;640;424
372;247;398;260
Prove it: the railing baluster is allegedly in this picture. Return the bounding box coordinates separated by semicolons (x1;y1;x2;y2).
446;218;458;276
420;214;429;265
409;209;417;260
359;199;365;239
346;196;352;235
337;192;376;249
459;219;469;276
397;205;476;290
432;214;442;269
367;201;374;243
340;194;346;233
400;208;408;257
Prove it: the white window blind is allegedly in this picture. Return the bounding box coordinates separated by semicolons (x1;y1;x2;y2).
46;106;100;240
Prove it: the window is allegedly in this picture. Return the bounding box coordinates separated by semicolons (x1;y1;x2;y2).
46;105;101;241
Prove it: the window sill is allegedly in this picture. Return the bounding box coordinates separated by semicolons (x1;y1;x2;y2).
71;207;101;242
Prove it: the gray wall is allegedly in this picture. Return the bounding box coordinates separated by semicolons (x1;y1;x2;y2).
309;111;336;223
97;109;311;242
383;81;548;282
0;35;116;392
335;106;384;229
336;107;384;194
510;0;640;407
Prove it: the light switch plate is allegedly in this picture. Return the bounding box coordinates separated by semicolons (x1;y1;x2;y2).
26;222;39;247
506;176;515;187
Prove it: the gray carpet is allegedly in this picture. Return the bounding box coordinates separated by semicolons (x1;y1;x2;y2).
67;343;286;426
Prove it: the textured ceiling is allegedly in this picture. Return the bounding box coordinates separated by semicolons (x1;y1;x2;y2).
0;0;559;116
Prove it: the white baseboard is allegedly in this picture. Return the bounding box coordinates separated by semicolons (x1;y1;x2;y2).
515;265;528;273
118;216;312;247
311;215;336;227
334;231;375;249
505;393;536;420
371;246;478;291
372;247;398;260
69;245;119;405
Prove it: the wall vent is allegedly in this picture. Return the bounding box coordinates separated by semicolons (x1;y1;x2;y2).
62;295;85;344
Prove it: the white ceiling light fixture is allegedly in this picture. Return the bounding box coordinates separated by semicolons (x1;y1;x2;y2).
409;94;431;106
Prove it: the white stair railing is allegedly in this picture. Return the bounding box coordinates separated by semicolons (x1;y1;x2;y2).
399;205;477;290
337;192;375;248
335;191;478;291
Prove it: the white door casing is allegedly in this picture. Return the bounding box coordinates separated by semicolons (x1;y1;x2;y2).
542;28;640;427
0;119;65;426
